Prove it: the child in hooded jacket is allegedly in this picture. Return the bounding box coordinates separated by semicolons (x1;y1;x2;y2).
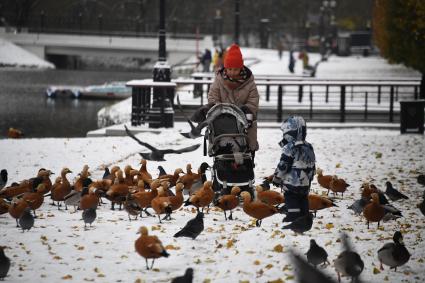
272;116;316;222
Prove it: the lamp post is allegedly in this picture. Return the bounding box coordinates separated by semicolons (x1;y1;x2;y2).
320;0;337;56
40;10;45;33
151;0;173;128
234;0;240;44
304;21;310;51
259;18;270;49
213;9;223;46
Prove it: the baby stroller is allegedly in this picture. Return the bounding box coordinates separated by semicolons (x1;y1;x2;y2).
203;103;255;196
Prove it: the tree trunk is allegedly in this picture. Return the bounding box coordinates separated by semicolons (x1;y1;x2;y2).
420;72;425;99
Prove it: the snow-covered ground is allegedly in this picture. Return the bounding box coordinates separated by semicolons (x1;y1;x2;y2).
1;124;424;283
0;38;54;69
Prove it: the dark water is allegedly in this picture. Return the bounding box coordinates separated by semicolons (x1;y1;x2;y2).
0;69;151;138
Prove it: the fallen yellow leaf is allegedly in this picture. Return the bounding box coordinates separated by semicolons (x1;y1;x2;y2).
273;244;284;253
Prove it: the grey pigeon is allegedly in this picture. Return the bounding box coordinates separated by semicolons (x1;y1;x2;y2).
282;213;313;234
334;233;364;283
0;169;7;190
82;208;97;229
19;207;35;232
65;179;93;212
64;189;81;212
125;125;200;161
347;198;369;215
385;181;408;201
0;246;10;280
417;174;425;186
157;166;167;177
174;212;204;239
177;95;208;139
382;204;403;218
369;184;389;205
378;231;411;271
171;267;194;283
102;167;110;179
418;196;425;216
290;251;337;283
306;239;329;267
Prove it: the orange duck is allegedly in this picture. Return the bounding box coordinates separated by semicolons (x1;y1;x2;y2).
168;183;185;211
329;176;350;198
177;164;200;192
0;169;52;199
103;166;120;184
255;185;285;206
184;181;214;213
308;194;337;217
106;170;129;210
316;168;333;194
134;180;145;192
240;191;278;227
37;169;54;195
214;186;241;220
22;183;46;217
0;181;31;199
8;197;29;227
157;180;173;197
73;165;91;192
151;188;173;223
50;168;72;209
7;127;23;139
135;226;169;270
186;162;210;195
0;198;10;215
139;159;153;184
124;165;140;186
158;168;184;187
133;179;160;217
80;187;101;210
363;193;385;229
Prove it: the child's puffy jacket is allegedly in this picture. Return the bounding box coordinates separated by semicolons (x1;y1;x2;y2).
274;116;316;189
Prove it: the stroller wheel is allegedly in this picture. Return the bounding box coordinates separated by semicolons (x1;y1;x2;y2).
212;177;221;193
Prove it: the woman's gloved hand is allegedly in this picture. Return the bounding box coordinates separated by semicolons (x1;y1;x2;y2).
190;103;214;123
240;105;254;128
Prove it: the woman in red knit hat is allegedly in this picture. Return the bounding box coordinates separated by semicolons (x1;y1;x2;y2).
205;43;260;158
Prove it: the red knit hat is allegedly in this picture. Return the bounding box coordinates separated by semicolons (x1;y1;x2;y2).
224;44;244;68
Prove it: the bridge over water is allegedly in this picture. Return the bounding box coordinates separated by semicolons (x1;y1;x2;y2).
0;28;212;67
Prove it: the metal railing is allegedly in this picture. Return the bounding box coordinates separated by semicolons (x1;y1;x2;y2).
173;78;421;123
128;78;421;125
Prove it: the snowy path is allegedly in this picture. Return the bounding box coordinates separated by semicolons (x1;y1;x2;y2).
1;128;424;282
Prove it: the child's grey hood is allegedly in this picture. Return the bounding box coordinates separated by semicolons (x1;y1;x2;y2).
279;116;307;146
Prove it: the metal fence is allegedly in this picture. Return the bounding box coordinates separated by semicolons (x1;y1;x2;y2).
172;78;421;123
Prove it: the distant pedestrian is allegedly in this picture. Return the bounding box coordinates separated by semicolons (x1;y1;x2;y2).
213;47;225;71
200;49;212;72
212;48;219;70
299;49;310;70
277;40;284;60
288;50;295;73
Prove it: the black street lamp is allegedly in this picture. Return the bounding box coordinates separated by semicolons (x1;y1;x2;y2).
98;14;103;35
259;18;270;49
213;9;223;46
304;21;310;51
234;0;240;44
320;0;337;56
151;0;173;128
40;10;45;33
